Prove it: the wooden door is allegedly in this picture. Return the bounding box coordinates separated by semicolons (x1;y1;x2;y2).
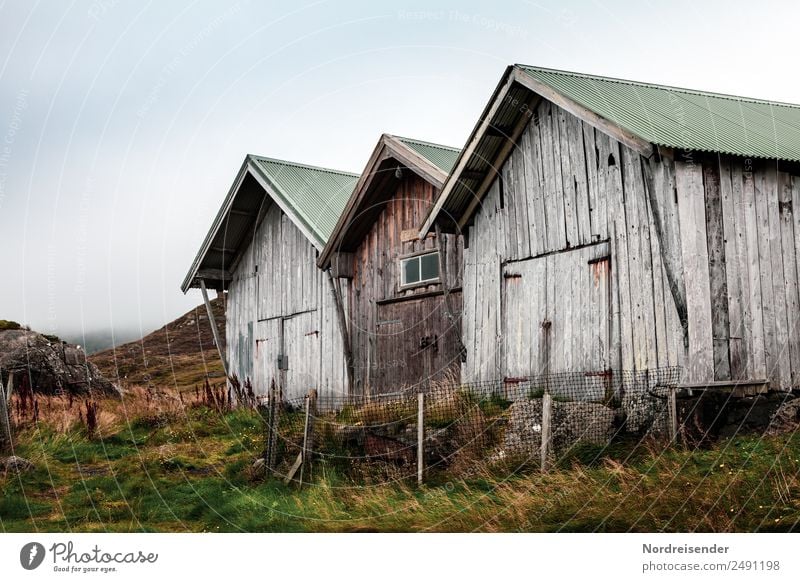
373;293;462;393
254;318;281;398
282;310;320;401
502;242;611;380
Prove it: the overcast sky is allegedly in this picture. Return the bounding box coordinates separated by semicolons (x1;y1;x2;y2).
1;0;799;341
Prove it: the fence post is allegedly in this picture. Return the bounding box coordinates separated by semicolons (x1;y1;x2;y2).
265;379;280;470
417;391;425;486
667;385;678;443
0;371;13;453
540;391;552;472
299;389;317;485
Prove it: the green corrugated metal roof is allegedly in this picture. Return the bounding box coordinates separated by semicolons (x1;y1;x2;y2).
519;65;800;162
395;136;460;173
248;155;359;246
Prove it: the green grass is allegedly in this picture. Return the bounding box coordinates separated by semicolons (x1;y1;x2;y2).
2;404;800;532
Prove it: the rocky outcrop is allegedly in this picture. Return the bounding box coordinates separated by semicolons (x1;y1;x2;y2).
0;330;120;397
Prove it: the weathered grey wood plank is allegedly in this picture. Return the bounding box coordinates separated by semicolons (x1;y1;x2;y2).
674;159;714;382
719;158;747;380
522;121;546;256
555;106;577;248
754;168;780;388
703;162;731;380
765;166;792;390
777;171;800;388
742;168;766;379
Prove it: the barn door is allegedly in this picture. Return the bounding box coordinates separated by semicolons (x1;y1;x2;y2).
374;294;461;393
282;310;320;401
502;242;611;380
254;318;281;397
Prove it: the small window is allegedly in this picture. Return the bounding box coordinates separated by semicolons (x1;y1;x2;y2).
400;251;440;287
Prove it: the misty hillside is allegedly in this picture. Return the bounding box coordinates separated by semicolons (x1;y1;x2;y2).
90;297;226;390
61;329;146;355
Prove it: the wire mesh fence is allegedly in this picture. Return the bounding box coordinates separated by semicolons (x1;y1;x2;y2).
257;367;682;484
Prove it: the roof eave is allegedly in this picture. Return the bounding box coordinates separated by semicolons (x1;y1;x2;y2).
180;159;251;293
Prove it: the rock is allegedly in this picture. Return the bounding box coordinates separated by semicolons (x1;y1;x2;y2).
501;399;544;458
550;401;616;452
767;396;800;435
0;455;34;474
500;399;616;458
0;329;120;397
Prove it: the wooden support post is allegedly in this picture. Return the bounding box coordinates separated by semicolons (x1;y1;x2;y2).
667;385;678;443
327;270;354;394
417;392;425;486
540;391;552;472
200;279;228;378
0;372;13;453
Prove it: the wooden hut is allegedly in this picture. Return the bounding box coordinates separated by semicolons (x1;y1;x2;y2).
422;65;800;393
182;155;358;400
318;135;462;395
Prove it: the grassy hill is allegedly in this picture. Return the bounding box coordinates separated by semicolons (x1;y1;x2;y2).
90;297;226;390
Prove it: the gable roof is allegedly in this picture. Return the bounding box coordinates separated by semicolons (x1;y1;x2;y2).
421;64;800;235
317;134;459;269
181;155;358;292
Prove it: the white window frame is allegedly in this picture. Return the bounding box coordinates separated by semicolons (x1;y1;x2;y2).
399;250;440;290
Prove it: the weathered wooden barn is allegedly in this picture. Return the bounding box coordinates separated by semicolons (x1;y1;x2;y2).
182;155;358;400
318;135;462;395
422;65;800;392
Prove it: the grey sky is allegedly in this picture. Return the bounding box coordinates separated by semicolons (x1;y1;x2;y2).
1;0;799;341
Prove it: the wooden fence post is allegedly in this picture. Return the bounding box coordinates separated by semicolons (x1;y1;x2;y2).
299;389;317;485
667;385;678;443
540;391;552;472
417;392;425;486
0;372;13;453
265;379;281;470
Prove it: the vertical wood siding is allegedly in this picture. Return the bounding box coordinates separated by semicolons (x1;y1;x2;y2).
463;97;800;392
462;100;683;384
349;173;463;394
226;201;348;400
680;157;800;391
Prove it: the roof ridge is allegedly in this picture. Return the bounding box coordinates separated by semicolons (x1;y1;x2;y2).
391;135;460;152
247;154;359;178
517;64;800;110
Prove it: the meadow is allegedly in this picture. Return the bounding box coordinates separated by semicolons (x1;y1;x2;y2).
2;386;799;533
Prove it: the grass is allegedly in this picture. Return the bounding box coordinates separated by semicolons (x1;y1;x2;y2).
1;389;800;532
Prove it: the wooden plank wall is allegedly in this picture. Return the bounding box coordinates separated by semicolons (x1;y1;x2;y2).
226;201;349;399
349;172;463;395
675;156;800;390
462;99;684;384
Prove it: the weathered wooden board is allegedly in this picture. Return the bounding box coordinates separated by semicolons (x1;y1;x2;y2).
672;160;714;382
703;162;731;380
742;168;767;380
